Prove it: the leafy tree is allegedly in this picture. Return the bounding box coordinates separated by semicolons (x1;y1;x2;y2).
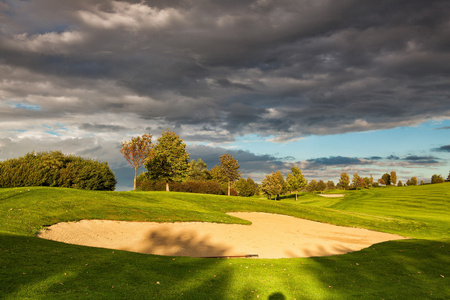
381;173;391;186
216;153;241;196
326;180;335;189
145;129;189;192
188;159;211;181
317;180;327;192
120;133;152;190
306;179;318;193
447;171;450;182
261;171;285;200
397;180;403;186
234;177;256;197
352;173;362;189
390;171;397;186
286;166;307;201
339;172;350;190
420;180;425;185
406;179;412;186
431;174;444;184
410;176;418;186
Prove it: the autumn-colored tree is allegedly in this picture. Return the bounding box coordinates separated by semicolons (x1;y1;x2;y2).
286;166;308;200
431;174;444;184
381;173;391;186
390;171;397;186
120;133;152;190
261;171;285;200
352;172;362;189
145;129;189;192
410;176;418;186
327;180;335;189
339;172;350;190
216;153;241;196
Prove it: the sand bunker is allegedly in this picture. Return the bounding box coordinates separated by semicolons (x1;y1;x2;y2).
38;212;405;259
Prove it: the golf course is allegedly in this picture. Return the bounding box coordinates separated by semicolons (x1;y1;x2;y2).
1;183;449;299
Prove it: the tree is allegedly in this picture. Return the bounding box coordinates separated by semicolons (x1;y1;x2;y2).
352;173;362;189
261;171;285;200
381;173;391;186
317;180;327;192
145;129;189;192
431;174;444;184
234;177;256;197
410;176;418;186
390;171;397;186
447;171;450;182
306;179;318;193
216;153;241;196
286;166;308;200
120;133;152;190
188;159;211;181
327;181;335;189
397;180;403;186
339;172;350;190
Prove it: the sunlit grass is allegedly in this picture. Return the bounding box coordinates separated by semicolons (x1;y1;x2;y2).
1;184;449;299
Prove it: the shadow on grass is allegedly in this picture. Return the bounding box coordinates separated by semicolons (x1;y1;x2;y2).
1;233;449;299
299;239;450;299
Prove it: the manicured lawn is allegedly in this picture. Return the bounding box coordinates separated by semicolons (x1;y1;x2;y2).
1;184;449;299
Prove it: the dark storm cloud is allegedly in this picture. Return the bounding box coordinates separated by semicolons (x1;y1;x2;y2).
307;156;370;167
1;0;450;140
433;145;450;152
187;144;287;174
403;155;440;164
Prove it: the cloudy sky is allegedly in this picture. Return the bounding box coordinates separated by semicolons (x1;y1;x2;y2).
1;0;449;190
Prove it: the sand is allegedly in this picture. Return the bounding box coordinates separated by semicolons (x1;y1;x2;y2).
38;212;405;259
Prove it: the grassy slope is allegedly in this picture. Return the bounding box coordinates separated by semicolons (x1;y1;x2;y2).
0;184;449;299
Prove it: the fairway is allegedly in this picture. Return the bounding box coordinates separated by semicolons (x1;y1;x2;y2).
1;184;449;299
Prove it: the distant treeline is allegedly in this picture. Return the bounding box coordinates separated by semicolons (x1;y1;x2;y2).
0;151;116;191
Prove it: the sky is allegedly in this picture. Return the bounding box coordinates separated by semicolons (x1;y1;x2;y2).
0;0;449;190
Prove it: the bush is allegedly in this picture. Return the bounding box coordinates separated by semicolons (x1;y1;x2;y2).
137;175;228;195
0;151;116;191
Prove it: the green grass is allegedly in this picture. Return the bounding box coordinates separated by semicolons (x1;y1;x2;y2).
1;184;449;299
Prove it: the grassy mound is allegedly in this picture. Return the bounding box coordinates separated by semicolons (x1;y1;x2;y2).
1;184;449;299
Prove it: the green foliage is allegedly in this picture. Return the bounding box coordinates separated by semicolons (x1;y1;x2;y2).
214;153;241;196
0;151;116;190
286;166;307;200
305;179;318;193
338;172;350;190
188;159;211;181
144;129;189;191
234;177;257;197
431;174;445;184
138;178;226;195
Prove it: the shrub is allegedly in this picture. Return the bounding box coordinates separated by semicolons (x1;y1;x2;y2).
137;175;228;195
0;151;116;191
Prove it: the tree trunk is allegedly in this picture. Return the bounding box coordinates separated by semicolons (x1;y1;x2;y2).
295;191;298;201
227;180;231;196
133;167;137;191
166;181;170;192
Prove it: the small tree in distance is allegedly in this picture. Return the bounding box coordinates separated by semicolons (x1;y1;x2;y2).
120;133;152;190
217;153;241;196
339;172;350;190
286;166;307;200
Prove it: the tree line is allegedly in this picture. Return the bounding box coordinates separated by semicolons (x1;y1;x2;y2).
0;151;116;190
123;130;450;198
